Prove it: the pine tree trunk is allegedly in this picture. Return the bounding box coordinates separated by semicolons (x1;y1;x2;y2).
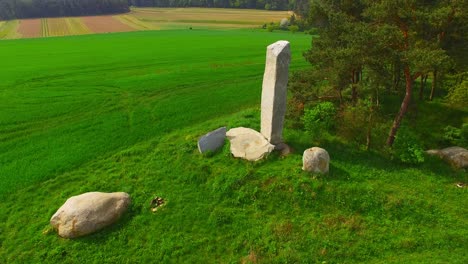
386;67;413;146
430;70;437;101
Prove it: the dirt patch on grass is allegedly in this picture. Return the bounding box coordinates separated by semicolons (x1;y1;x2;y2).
18;19;41;38
82;16;135;34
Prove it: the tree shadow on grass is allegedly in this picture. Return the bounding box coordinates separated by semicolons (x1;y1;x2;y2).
286;135;465;182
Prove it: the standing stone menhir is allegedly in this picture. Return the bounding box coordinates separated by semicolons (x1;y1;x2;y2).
261;40;291;146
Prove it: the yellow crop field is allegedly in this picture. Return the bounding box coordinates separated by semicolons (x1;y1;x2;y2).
0;20;20;39
114;14;156;30
65;18;92;35
46;18;71;37
41;18;49;37
131;7;291;27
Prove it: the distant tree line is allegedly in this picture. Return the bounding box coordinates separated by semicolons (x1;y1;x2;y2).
128;0;291;10
0;0;129;20
0;0;300;20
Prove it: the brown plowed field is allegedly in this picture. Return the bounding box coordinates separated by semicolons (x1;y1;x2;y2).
18;19;41;38
82;16;135;33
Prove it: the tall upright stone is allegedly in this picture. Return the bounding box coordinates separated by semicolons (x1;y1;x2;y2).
260;40;291;146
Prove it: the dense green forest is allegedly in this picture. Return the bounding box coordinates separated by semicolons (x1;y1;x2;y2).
0;0;302;20
0;0;129;20
288;0;467;160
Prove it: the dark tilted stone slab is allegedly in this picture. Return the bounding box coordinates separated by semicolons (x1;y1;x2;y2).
198;127;227;154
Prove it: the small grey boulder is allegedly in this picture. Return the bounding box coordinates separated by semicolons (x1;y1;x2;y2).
302;147;330;174
198;127;226;154
50;192;131;238
427;146;468;169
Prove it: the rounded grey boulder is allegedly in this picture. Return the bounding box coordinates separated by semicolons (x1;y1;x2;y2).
302;147;330;174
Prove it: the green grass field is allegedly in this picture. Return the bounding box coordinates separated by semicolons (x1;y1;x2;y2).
0;29;310;195
0;29;466;263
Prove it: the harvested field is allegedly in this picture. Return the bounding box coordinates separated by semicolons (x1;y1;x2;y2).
41;18;49;36
114;14;155;30
18;19;41;38
46;18;71;37
65;18;92;35
82;16;135;33
131;7;291;26
2;8;293;40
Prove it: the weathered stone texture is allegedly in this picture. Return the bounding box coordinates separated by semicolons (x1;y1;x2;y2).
260;40;291;145
198;127;226;154
427;146;468;169
50;192;130;238
302;147;330;174
226;127;274;161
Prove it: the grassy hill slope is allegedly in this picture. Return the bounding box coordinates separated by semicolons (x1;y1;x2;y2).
1;108;466;263
0;29;466;263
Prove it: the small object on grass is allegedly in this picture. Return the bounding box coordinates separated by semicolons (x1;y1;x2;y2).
456;182;465;188
150;196;165;212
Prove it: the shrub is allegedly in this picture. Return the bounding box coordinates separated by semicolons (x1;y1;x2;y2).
393;128;425;164
289;25;299;33
443;123;468;147
302;102;336;139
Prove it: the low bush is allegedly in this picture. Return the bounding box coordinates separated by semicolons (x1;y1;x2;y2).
393;127;425;164
302;102;336;140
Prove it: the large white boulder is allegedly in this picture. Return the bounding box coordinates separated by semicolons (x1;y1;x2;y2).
50;192;131;238
302;147;330;174
226;127;275;161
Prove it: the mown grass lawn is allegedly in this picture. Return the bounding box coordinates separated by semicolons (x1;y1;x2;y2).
0;29;466;263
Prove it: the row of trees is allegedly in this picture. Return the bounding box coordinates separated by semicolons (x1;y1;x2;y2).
289;0;467;151
0;0;298;20
0;0;129;20
128;0;291;10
